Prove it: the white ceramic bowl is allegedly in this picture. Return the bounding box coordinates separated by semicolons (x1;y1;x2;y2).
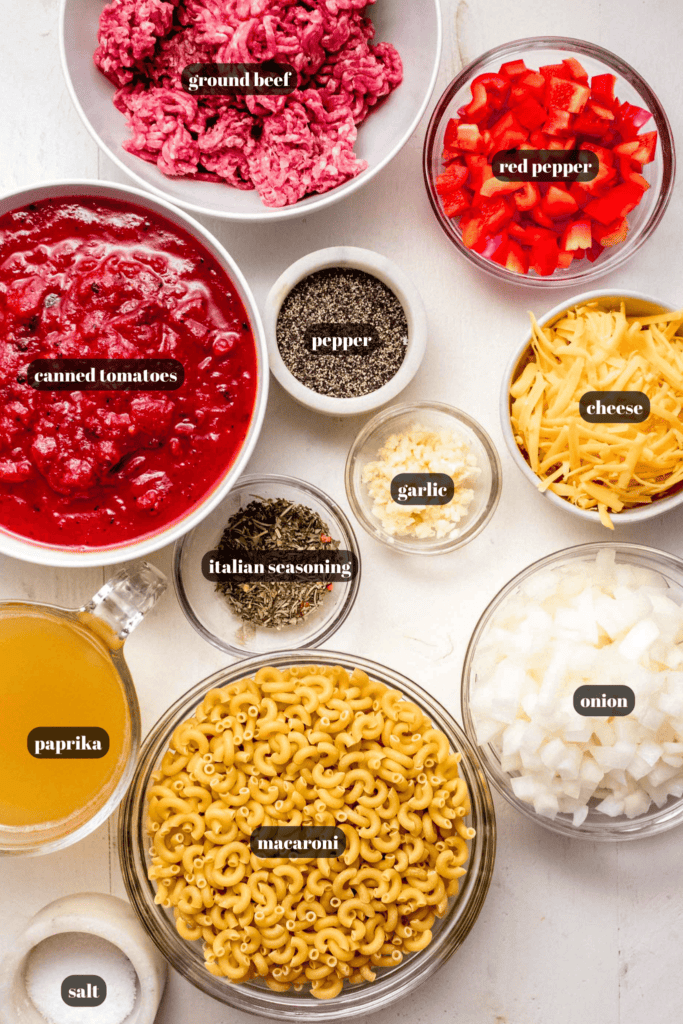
0;179;268;568
0;893;167;1024
500;289;683;525
59;0;442;222
265;247;427;415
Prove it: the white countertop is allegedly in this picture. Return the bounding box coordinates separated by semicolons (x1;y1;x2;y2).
3;1;683;1021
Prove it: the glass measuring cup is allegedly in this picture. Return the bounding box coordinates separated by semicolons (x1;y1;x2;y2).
0;562;166;856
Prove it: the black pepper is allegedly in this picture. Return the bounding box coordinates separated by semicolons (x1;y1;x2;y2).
276;268;409;398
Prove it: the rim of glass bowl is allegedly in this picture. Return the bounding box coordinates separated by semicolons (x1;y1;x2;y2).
461;541;683;842
173;474;362;656
345;401;502;555
423;36;676;288
118;650;496;1021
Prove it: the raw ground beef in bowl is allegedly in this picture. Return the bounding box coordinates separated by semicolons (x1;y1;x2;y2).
93;0;403;208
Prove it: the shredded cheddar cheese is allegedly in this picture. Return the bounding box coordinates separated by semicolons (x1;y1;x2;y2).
510;302;683;528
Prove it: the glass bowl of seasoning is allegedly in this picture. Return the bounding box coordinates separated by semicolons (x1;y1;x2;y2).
265;247;427;416
173;474;361;655
345;402;502;555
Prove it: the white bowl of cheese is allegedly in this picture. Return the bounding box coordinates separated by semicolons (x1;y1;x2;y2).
501;290;683;528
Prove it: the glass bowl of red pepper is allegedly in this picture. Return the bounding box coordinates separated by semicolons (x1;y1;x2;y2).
423;38;675;285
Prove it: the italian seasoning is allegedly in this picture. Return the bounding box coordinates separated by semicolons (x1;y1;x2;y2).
276;268;408;398
215;497;339;629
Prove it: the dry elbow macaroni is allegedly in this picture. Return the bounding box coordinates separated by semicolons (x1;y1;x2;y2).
147;663;474;1000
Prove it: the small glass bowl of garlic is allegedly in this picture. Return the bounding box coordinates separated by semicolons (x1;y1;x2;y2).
345;401;502;554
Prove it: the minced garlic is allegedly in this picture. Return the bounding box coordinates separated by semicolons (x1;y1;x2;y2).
361;424;480;538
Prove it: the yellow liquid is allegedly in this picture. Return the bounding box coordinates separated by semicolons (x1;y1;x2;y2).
0;608;130;828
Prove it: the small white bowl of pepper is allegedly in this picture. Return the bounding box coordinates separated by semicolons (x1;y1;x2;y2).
264;246;428;416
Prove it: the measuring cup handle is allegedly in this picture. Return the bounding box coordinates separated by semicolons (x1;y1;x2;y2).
79;561;168;648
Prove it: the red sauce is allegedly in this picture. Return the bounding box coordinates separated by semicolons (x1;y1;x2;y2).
0;196;258;548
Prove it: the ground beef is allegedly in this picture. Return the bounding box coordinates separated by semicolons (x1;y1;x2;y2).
94;0;403;207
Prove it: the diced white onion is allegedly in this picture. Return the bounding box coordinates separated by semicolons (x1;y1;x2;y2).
471;549;683;825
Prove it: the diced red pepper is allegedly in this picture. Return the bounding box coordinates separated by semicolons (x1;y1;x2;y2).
442;188;471;218
508;220;534;243
562;57;588;83
586;240;603;262
530;235;560;275
532;205;555;229
613;139;640;158
569;181;589;205
592;217;629;247
584;182;646;224
465;154;492;192
562;218;592;250
572;112;612;137
472;72;510;94
581;142;614;166
591;74;616;103
514;97;548;130
504;238;529;274
462;82;489;121
631;131;657;165
478;196;515;233
432;54;656;277
519;71;546;97
618;156;649;191
455;123;484;152
617;102;653;139
460;212;484;249
529;130;551;148
540;63;571;81
513;181;540;211
546;77;590;114
435;163;468;195
501;59;528;79
588;101;615;121
542;185;579;218
479;176;524;198
543;109;573;136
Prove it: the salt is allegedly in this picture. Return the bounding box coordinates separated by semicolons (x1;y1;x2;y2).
25;932;137;1024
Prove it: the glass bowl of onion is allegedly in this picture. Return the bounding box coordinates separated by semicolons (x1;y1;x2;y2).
462;542;683;841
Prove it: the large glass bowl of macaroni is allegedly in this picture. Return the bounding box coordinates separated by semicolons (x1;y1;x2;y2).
119;651;496;1021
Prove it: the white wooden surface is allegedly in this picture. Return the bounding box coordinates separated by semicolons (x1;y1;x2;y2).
3;1;683;1021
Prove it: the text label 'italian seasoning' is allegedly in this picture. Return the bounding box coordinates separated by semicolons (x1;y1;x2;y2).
303;323;382;355
61;977;107;1007
25;359;184;391
27;728;110;759
202;549;358;583
390;473;455;505
492;148;599;182
182;62;296;95
579;391;651;423
573;685;636;717
250;826;347;858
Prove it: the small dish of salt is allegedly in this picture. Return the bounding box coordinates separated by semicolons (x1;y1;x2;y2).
0;893;167;1024
26;933;136;1024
